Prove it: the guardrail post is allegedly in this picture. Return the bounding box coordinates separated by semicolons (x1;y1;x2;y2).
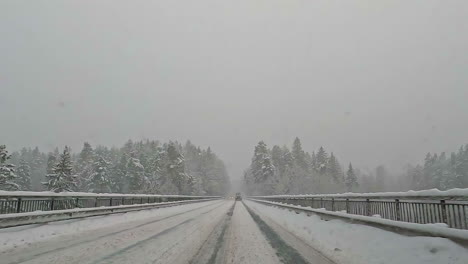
320;198;324;208
346;198;350;213
395;199;401;221
109;198;113;206
50;198;55;211
95;198;99;207
122;197;125;205
331;198;335;211
366;199;371;216
310;198;314;208
16;198;22;213
75;198;79;208
441;200;448;224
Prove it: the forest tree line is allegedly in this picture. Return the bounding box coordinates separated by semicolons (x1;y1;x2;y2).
0;140;230;195
244;138;358;195
243;138;468;195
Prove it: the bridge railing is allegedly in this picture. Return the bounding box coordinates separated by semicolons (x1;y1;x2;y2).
0;192;220;215
252;192;468;230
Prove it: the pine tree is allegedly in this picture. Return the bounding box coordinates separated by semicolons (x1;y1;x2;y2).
327;153;343;184
87;155;111;193
126;155;146;193
46;152;57;174
316;147;328;175
16;159;31;190
43;146;77;192
409;165;424;190
0;145;19;191
166;142;189;194
251;141;275;183
310;151;317;172
79;142;94;165
77;142;95;191
292;137;308;170
345;163;358;192
30;147;46;191
111;155;128;193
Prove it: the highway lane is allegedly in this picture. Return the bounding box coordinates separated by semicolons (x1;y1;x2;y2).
1;199;334;264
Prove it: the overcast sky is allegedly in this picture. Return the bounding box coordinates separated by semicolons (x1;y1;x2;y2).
1;1;467;178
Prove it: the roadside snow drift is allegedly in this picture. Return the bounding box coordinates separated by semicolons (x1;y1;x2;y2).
245;200;468;264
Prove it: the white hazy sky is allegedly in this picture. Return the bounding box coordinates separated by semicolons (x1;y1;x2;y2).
1;1;467;178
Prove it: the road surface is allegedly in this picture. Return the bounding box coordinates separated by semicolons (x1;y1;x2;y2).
0;199;334;264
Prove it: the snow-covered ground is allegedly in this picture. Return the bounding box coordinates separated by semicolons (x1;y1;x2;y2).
245;200;468;264
0;200;220;251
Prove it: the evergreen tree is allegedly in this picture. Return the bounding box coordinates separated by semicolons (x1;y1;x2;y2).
43;146;77;192
345;163;358;192
79;142;94;165
30;147;46;191
46;152;57;174
87;155;111;193
251;141;275;183
292;137;308;170
327;153;343;184
111;154;128;193
77;142;95;191
409;165;424;190
0;145;19;191
316;146;328;175
166;142;189;194
16;159;31;190
126;155;146;193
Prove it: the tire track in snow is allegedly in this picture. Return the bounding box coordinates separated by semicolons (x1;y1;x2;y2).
93;201;232;264
188;201;236;264
243;202;310;264
5;200;224;264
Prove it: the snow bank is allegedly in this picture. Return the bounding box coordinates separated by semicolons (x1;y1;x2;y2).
255;188;468;199
250;199;468;241
245;200;468;264
0;200;218;251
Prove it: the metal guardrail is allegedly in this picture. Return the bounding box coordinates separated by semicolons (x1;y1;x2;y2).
0;198;219;228
247;198;468;246
0;193;220;215
253;194;468;230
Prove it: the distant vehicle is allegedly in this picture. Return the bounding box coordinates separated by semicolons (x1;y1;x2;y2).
235;193;242;201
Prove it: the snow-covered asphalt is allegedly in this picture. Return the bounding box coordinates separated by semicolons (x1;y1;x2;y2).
3;199;465;264
0;199;333;264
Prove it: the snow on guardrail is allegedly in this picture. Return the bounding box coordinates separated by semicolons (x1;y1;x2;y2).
0;190;220;198
252;188;468;200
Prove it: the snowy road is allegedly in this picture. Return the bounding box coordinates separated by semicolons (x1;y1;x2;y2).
0;200;333;264
2;199;465;264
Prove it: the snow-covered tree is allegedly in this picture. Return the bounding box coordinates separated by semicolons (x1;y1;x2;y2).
111;155;128;193
327;152;343;184
251;141;275;183
166;142;190;194
43;146;77;192
126;155;146;193
345;163;358;192
46;152;57;175
87;155;111;193
16;159;31;190
76;142;95;191
0;145;19;191
292;137;308;171
316;146;328;175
